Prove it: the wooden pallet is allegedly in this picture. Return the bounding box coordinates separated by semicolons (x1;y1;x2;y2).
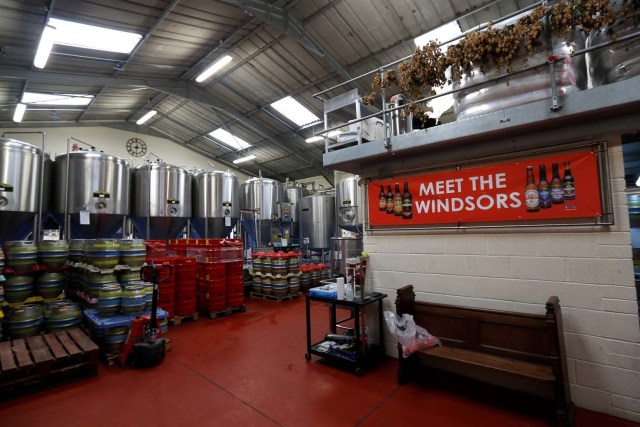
170;313;199;326
201;305;246;319
250;292;301;302
0;328;99;401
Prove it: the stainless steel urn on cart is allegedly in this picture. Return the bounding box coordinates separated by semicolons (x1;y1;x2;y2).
330;236;363;277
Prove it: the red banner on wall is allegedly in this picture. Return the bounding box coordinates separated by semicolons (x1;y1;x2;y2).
368;149;602;227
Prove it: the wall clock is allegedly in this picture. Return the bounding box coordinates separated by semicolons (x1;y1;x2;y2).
126;137;147;157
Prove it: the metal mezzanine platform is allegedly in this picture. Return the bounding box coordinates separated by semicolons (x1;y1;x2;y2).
322;76;640;179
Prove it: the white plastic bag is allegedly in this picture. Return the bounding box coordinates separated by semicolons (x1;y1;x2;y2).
384;311;440;357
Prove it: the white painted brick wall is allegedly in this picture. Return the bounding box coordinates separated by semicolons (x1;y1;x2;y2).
367;136;640;421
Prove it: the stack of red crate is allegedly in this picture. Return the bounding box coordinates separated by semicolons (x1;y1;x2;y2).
225;261;244;308
174;256;197;316
223;239;244;308
145;255;176;319
196;241;227;312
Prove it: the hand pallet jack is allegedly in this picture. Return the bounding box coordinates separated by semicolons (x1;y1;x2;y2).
120;263;172;368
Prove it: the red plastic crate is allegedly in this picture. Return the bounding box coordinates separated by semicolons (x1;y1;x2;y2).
202;278;226;289
175;299;196;316
176;291;196;302
199;286;225;299
201;298;226;312
226;260;243;270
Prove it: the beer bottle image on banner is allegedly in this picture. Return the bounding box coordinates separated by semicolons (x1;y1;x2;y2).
393;183;403;216
378;185;386;211
402;182;412;219
538;164;551;209
563;161;576;200
525;166;540;212
550;162;564;204
386;185;394;214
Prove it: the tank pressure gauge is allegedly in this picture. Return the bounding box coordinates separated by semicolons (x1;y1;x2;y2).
126;138;147;157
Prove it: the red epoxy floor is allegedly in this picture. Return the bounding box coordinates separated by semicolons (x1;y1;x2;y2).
0;297;637;427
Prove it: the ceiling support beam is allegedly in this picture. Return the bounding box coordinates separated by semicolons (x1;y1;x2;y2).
0;67;189;93
222;0;365;94
223;0;324;56
114;0;181;74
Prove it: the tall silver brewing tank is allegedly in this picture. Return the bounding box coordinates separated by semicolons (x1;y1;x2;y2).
53;151;130;239
283;181;305;243
131;163;192;239
240;177;283;247
192;170;239;238
0;138;47;242
336;175;362;232
300;192;336;250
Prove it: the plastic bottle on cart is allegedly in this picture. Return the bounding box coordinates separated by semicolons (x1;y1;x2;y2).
345;280;354;301
336;277;345;300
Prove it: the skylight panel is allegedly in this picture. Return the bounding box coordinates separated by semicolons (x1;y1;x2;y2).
209;128;251;150
414;20;463;50
22;92;94;106
270;96;320;127
48;18;142;53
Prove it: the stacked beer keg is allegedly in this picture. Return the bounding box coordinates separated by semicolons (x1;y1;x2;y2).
1;239;76;339
249;250;302;299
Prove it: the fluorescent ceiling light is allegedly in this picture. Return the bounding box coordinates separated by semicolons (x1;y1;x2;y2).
415;20;462;49
34;25;56;69
305;130;342;143
22;92;93;106
13;103;27;123
233;155;256;164
136;110;157;125
271;96;320;127
48;18;141;53
209;128;251;150
196;55;233;83
636;176;640;187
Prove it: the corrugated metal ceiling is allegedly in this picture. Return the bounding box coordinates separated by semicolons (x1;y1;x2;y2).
0;0;533;183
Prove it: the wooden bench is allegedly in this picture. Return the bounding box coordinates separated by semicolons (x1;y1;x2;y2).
395;285;574;426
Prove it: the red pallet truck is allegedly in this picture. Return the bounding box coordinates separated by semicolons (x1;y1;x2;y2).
120;263;172;368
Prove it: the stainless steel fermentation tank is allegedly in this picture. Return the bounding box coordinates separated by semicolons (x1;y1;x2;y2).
131;163;192;239
336;174;362;233
53;151;130;239
240;177;283;247
0;138;50;242
283;181;305;243
192;170;239;238
300;192;336;251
